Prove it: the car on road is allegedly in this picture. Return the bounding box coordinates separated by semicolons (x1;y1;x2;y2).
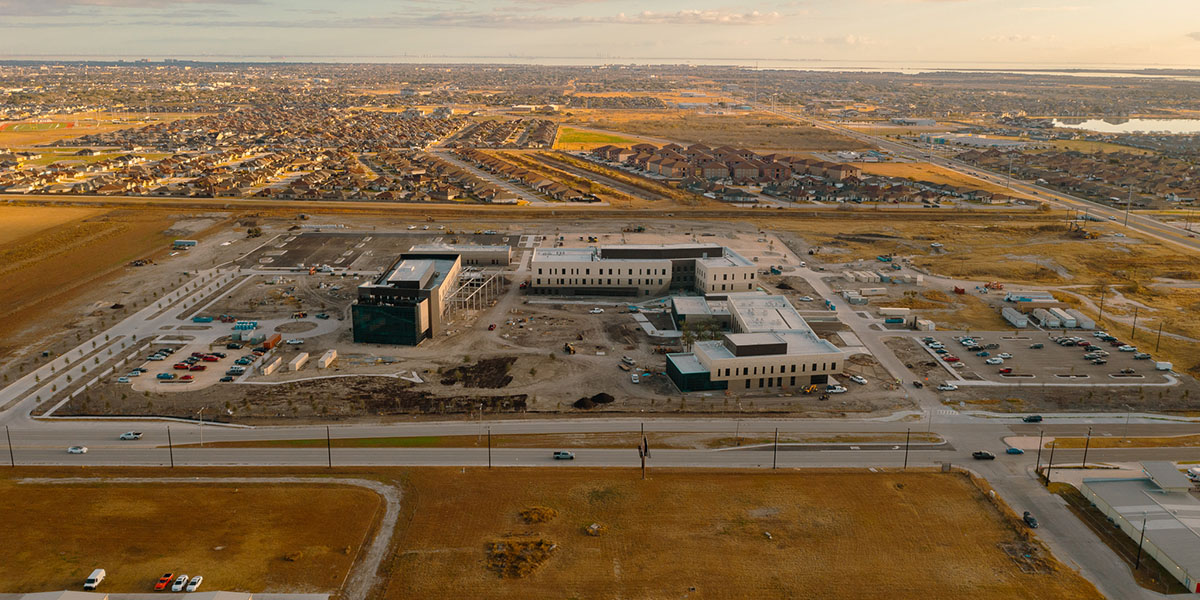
154;573;173;591
316;313;330;319
118;432;142;440
1023;511;1039;528
797;296;814;302
219;376;234;382
972;451;996;460
997;353;1013;359
186;576;203;592
180;375;194;381
553;451;575;460
67;446;88;454
998;368;1013;374
1022;415;1043;423
117;376;131;383
589;307;604;314
985;357;1003;365
849;375;868;385
937;383;959;391
631;373;640;384
488;323;496;331
171;575;189;592
912;381;924;388
1006;447;1025;455
286;339;304;345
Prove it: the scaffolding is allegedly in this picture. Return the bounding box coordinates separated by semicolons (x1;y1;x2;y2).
445;267;504;318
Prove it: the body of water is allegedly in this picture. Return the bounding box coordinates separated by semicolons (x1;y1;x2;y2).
1051;118;1200;134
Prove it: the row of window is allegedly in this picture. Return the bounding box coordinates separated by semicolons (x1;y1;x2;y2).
722;362;836;377
538;267;666;276
536;278;665;287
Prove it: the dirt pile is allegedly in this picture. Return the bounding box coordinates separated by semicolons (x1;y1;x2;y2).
440;356;516;388
573;392;615;410
486;538;557;578
519;506;558;524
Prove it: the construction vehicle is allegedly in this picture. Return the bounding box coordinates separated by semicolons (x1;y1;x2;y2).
309;266;317;275
983;281;1005;290
587;236;598;243
563;342;576;355
622;225;646;233
802;384;819;394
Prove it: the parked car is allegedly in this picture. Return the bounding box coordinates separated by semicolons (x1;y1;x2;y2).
1118;345;1136;352
912;381;924;388
589;307;604;314
797;296;814;302
173;363;190;370
171;575;189;592
189;365;206;371
210;352;226;359
1006;447;1025;455
286;339;304;345
1092;359;1108;365
154;573;173;591
186;576;203;592
180;375;194;381
985;357;1004;365
83;569;106;590
219;376;235;382
67;446;88;454
937;383;958;391
1133;353;1152;360
1022;415;1043;423
943;356;960;363
118;432;142;440
1029;343;1044;349
225;343;243;349
849;375;868;385
1121;368;1136;374
827;385;847;394
156;373;176;380
488;323;496;331
117;376;131;383
316;313;330;319
147;355;165;361
631;373;640;384
975;351;990;357
553;451;575;460
998;368;1013;374
202;355;219;362
1023;511;1039;528
997;353;1013;359
972;451;996;460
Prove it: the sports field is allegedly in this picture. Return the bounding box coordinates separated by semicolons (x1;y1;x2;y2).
554;126;642;150
384;469;1102;600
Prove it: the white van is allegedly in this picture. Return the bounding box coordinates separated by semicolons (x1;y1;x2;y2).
83;568;106;590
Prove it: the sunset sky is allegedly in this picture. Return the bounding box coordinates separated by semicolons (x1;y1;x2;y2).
2;0;1197;67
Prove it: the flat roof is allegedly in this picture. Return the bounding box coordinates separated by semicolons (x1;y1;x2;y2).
729;295;812;333
667;352;707;374
698;247;754;268
672;296;712;316
1143;461;1194;491
694;331;841;361
1083;475;1200;581
532;247;600;262
386;259;435;283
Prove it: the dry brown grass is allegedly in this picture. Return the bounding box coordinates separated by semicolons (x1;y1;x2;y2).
384;469;1102;600
0;479;380;593
0;112;205;147
1048;434;1200;449
858;162;1037;199
0;206;105;245
582;110;870;152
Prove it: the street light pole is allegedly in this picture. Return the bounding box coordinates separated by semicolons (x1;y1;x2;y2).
1131;306;1139;340
198;407;205;447
1034;430;1044;474
487;427;492;469
772;428;779;470
1045;441;1057;485
5;426;13;468
1135;511;1148;569
1155;321;1164;353
903;428;911;470
326;426;332;468
1082;427;1092;469
167;426;174;468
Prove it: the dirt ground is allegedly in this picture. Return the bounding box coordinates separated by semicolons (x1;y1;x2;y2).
582;110;872;152
0;479;380;594
384;468;1102;600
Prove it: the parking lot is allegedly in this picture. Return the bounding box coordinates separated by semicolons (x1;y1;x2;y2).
237;230;530;271
916;330;1172;385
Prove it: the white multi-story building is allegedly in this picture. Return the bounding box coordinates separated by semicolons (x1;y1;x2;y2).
529;243;756;297
667;294;847;392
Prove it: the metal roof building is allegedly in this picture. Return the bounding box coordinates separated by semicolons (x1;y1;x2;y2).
1080;462;1200;593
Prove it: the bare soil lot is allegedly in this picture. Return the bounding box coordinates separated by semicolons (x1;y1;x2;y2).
585;111;872;152
0;479;380;594
385;469;1101;600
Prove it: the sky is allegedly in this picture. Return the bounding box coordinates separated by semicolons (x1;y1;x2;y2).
1;0;1198;68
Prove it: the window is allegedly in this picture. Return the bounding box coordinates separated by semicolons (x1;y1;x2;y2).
790;376;796;386
538;268;543;275
831;362;837;371
791;365;796;373
746;380;751;389
758;378;764;388
812;363;817;372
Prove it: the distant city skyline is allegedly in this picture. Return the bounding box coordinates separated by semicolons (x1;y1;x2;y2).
1;0;1198;68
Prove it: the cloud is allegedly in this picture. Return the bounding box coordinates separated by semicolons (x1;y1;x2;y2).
1018;5;1083;11
0;0;259;17
986;34;1055;42
173;8;787;29
779;34;876;45
1189;32;1200;42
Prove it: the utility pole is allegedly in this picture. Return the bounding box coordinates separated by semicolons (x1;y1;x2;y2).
6;426;13;468
1124;407;1132;442
1124;186;1133;228
1034;430;1044;474
167;426;174;468
1135;512;1148;569
1131;306;1139;339
772;428;779;470
487;427;492;469
198;407;205;448
1155;321;1164;353
1045;440;1056;485
1097;288;1107;325
326;426;332;468
1082;427;1092;469
903;428;911;470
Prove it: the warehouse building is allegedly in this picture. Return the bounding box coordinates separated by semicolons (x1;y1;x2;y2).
666;294;847;392
352;253;462;345
407;243;511;266
1080;463;1200;593
530;243;756;297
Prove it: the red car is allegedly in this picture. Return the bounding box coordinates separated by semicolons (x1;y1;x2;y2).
173;363;190;370
944;356;960;363
154;573;174;591
180;375;194;381
999;367;1013;374
488;323;496;331
190;352;206;358
519;282;528;289
189;365;207;372
202;355;218;362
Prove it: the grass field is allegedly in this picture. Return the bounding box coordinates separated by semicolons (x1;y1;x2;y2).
554;127;641;150
1047;434;1200;449
0;206;106;246
4;122;68;132
384;469;1101;600
0;479;381;593
584;110;871;152
0;112;205;146
857;162;1037;199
